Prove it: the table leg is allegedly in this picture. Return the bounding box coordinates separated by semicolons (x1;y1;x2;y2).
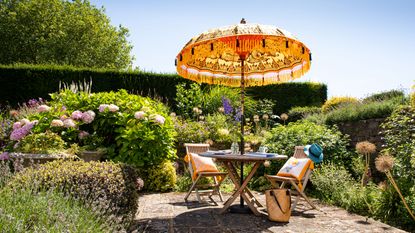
221;162;262;216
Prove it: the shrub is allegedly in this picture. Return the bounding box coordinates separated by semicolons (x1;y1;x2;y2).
14;131;66;154
288;106;321;122
324;98;401;125
311;163;379;216
0;188;117;232
264;120;353;169
322;96;359;113
9;160;142;227
363;89;405;103
143;161;177;192
173;117;210;146
5;90;177;167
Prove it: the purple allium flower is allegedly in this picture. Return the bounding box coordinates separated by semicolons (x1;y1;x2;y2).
78;131;90;139
154;114;165;125
0;152;9;160
63;119;76;128
222;97;233;115
37;104;51;112
51;119;64;127
81;110;95;124
71;110;83;120
134;111;145;120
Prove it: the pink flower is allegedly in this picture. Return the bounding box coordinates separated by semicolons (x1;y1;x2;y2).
63;119;76;128
60;115;69;121
13;122;22;130
108;104;119;112
98;104;109;112
154;114;165;125
51;119;64;127
134;111;145;120
81;110;95;124
10;120;35;141
78;131;90;139
37;105;51;112
0;152;9;160
71;110;83;120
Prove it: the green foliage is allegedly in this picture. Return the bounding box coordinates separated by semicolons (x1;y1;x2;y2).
322;96;359;113
381;106;415;183
247;82;327;114
173;118;210;146
0;188;118;232
288;106;321;122
311;163;379;216
14;131;66;154
9;160;142;226
205;113;240;145
0;0;133;69
363;89;405;103
45;90;177;167
175;83;204;118
143;161;177;192
324;98;402;125
264;121;353;169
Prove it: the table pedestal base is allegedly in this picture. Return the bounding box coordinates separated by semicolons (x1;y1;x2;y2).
229;204;252;214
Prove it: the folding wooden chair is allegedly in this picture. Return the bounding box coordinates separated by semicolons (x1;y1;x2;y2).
265;146;318;210
183;143;227;203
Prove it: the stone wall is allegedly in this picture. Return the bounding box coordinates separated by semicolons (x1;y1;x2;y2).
336;118;386;149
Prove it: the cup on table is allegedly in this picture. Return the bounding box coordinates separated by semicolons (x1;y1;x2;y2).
258;146;268;153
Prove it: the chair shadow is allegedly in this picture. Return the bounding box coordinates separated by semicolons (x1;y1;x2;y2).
169;199;219;209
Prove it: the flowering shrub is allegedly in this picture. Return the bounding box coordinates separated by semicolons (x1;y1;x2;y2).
3;90;176;171
322;96;359;113
9;160;142;227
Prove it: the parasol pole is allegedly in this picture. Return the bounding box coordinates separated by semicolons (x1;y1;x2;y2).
240;55;245;207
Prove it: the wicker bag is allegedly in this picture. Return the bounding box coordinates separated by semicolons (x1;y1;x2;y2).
265;189;292;222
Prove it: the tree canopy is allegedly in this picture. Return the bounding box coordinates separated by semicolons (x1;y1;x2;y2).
0;0;133;69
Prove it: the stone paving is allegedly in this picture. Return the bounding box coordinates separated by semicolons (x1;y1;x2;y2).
132;192;407;233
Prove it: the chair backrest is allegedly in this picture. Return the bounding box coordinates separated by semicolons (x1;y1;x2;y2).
293;146;307;159
184;143;210;154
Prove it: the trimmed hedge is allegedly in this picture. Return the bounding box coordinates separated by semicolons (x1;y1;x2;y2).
0;64;326;114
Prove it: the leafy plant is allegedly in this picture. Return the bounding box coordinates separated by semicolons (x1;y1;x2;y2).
322;96;359;113
143;161;177;192
14;131;66;154
9;160;142;227
288;106;321;122
363;89;405;103
175;83;204;118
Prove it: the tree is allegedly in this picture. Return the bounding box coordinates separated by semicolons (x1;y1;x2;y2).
0;0;133;69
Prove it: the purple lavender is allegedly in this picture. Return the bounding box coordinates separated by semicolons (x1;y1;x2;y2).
222;97;233;115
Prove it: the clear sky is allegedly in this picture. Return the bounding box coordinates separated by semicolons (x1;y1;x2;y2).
90;0;415;98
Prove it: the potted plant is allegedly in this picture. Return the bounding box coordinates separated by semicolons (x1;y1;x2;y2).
78;132;107;162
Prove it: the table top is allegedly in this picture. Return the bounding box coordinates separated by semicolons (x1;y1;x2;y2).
199;151;287;162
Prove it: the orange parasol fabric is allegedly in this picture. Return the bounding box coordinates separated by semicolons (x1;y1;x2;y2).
176;19;311;87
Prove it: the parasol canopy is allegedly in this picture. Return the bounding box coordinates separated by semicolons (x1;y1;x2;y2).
176;19;311;87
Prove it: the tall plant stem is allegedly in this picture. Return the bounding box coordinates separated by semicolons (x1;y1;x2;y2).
386;171;415;221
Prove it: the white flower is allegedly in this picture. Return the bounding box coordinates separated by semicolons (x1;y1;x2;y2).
134;111;146;120
108;104;119;112
218;128;230;136
37;105;51;112
51;119;64;127
20;118;30;125
63;119;76;128
154;114;165;125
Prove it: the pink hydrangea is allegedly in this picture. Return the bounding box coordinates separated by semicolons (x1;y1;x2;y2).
0;152;9;160
81;110;95;124
154;114;165;125
13;121;22;130
51;119;64;127
10;120;36;141
134;111;145;120
60;115;69;121
98;104;109;112
63;119;76;128
37;104;51;112
108;104;119;112
78;131;90;139
71;110;83;120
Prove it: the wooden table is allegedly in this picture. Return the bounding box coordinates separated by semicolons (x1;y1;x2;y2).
199;152;287;216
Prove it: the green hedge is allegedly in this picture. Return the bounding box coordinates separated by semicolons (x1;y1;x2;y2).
246;82;327;113
0;64;327;113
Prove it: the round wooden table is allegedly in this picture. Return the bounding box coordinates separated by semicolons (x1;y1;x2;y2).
199;152;287;216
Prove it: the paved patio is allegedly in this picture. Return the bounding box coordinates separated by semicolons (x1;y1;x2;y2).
132;192;406;233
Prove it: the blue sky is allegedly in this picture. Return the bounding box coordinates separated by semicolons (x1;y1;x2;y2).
90;0;415;98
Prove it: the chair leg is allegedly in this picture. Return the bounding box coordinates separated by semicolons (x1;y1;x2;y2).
184;174;202;202
213;176;224;202
195;188;202;203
